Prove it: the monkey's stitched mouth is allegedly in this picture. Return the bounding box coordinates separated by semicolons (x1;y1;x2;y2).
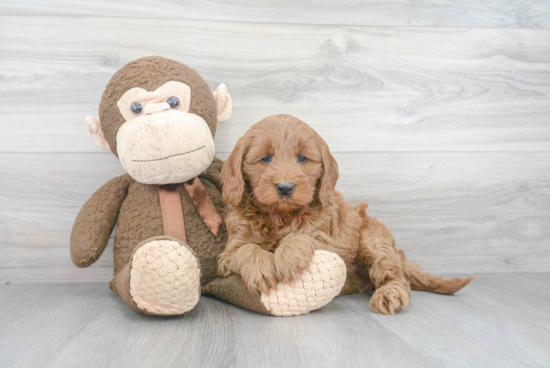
132;145;205;162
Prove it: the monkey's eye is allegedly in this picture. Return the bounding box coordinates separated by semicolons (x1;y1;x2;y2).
130;102;142;115
167;96;179;109
261;155;272;163
297;155;307;163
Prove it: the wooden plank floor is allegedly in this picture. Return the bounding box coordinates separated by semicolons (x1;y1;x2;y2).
2;0;549;28
1;11;550;282
1;17;549;154
1;273;549;368
2;151;550;283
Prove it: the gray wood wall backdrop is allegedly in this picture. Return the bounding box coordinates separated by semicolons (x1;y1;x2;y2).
0;1;549;283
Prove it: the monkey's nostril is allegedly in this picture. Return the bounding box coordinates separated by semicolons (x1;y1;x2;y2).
276;182;295;196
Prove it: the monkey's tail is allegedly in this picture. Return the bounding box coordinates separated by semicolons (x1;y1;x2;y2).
403;260;474;295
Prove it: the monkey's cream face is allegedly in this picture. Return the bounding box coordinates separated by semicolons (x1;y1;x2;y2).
115;81;215;185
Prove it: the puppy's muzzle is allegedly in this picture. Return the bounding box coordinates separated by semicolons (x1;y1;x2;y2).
276;181;295;196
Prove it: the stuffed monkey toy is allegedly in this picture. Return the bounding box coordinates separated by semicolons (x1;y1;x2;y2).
70;56;347;317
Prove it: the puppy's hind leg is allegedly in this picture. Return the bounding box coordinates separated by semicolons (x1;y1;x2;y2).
357;234;411;315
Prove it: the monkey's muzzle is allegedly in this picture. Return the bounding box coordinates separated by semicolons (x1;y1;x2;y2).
116;110;215;185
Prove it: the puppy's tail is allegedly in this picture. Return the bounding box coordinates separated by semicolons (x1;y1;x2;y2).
403;260;474;295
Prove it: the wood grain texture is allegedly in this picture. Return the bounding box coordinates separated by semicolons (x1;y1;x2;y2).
1;151;549;283
0;17;549;153
371;273;550;367
0;3;549;283
1;0;549;28
1;275;549;367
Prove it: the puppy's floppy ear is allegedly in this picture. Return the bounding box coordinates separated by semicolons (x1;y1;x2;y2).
222;134;250;206
318;139;339;207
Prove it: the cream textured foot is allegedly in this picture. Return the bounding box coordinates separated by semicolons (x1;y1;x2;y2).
130;239;201;315
260;250;346;317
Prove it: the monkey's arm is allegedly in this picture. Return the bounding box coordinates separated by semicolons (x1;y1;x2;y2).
70;174;132;268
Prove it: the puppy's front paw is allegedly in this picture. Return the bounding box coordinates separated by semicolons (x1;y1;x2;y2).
274;233;316;283
241;252;277;295
217;253;233;277
369;282;411;315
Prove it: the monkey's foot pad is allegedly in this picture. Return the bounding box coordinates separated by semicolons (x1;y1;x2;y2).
261;250;347;317
130;239;201;315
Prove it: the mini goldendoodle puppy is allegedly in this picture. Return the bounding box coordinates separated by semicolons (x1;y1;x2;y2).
218;114;474;314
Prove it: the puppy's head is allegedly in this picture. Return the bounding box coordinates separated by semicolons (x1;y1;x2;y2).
222;114;338;212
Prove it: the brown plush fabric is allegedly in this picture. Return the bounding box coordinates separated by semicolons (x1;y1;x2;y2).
71;174;132;268
109;158;228;285
99;56;217;157
202;275;271;315
70;160;227;284
109;255;141;312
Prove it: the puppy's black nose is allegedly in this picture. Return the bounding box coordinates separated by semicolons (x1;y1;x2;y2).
276;182;295;196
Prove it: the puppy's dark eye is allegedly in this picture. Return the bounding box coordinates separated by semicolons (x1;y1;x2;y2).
261;155;272;163
167;96;179;109
297;155;307;163
131;102;142;115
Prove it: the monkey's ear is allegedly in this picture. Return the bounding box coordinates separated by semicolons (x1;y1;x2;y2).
213;83;232;123
85;116;110;151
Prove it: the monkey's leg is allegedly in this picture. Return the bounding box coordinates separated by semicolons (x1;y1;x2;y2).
110;236;201;316
357;234;411;315
203;250;346;316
